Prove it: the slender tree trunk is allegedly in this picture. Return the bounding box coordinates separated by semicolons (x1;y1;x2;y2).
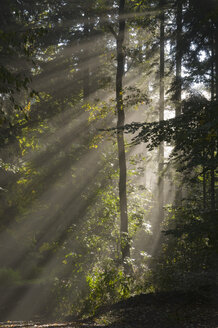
215;20;218;209
203;169;206;210
210;21;218;210
215;22;218;99
210;24;215;210
157;0;165;230
210;167;215;210
175;0;183;205
116;0;130;262
175;0;182;117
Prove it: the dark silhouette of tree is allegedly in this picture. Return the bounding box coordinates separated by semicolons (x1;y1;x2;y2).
116;0;130;263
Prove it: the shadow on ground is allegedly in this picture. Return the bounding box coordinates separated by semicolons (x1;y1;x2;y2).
1;288;218;328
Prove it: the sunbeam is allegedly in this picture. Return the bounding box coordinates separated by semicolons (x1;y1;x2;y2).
0;0;217;325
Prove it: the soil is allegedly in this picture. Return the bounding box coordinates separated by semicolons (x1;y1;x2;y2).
0;289;217;328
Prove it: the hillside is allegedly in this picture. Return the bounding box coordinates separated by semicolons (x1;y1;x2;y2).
1;289;217;328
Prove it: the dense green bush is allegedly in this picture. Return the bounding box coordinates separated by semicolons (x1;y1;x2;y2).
150;207;218;292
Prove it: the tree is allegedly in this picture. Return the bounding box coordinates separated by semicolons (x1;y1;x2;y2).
116;0;130;263
157;0;165;233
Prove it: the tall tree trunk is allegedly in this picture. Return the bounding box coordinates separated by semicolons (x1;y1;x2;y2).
175;0;183;205
210;20;218;210
215;19;218;209
157;0;165;230
116;0;130;262
175;0;182;117
203;169;206;210
215;21;218;100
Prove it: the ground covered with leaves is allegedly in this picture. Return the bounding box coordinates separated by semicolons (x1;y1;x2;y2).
0;289;217;328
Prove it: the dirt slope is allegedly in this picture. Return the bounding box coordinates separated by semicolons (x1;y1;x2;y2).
0;289;217;328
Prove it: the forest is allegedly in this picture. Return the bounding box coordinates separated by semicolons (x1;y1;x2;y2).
0;0;218;327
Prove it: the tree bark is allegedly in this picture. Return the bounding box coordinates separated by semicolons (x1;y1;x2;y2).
210;20;217;210
203;169;206;210
174;0;183;206
158;0;165;230
175;0;182;117
116;0;130;262
215;19;218;100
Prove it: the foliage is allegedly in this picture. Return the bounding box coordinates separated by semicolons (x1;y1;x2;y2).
85;263;132;314
0;0;218;321
151;206;218;291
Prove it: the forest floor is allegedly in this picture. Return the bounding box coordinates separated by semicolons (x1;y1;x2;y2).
0;289;218;328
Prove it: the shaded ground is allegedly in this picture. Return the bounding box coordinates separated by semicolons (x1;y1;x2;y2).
1;289;218;328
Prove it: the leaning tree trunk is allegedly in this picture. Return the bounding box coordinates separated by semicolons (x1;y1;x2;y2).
116;0;130;262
